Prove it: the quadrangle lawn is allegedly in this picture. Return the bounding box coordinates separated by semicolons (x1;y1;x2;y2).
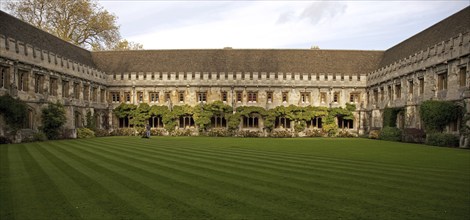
0;137;469;220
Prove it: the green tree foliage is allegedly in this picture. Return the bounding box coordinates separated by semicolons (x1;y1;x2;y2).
130;103;151;127
6;0;143;50
149;105;170;117
111;39;144;51
41;102;66;140
0;95;28;131
419;100;461;133
113;103;136;119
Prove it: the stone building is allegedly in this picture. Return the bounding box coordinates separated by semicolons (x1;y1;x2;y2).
0;7;468;143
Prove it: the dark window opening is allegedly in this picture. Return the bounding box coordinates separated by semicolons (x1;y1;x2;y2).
275;117;291;128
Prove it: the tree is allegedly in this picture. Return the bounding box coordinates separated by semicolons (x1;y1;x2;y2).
111;39;144;51
41;102;67;140
6;0;143;50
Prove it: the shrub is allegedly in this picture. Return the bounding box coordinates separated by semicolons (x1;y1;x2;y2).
0;136;12;144
206;128;231;137
171;129;197;136
134;127;145;136
33;132;48;142
293;122;306;133
269;130;294;138
41;102;67;140
77;128;95;139
322;124;338;137
402;128;426;143
110;128;136;136
337;130;356;138
425;133;459;147
379;127;402;141
150;128;167;136
235;130;262;138
368;129;380;139
20;131;47;143
304;129;325;137
94;129;110;137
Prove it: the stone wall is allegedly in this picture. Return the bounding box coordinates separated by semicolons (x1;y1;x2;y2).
366;31;469;136
0;35;110;141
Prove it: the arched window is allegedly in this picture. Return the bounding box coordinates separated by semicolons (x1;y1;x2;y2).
242;116;259;128
119;116;130;128
179;115;194;128
211;116;227;128
102;114;109;129
149;116;164;128
338;116;354;129
23;107;34;129
74;111;82;128
275;117;291;128
308;117;323;129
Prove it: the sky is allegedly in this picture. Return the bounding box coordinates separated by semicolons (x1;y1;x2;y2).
88;1;467;50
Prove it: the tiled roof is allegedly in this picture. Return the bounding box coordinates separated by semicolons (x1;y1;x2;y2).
92;49;383;74
0;10;96;67
379;6;470;68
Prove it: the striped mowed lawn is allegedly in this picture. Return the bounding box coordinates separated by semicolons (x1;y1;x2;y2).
1;137;469;220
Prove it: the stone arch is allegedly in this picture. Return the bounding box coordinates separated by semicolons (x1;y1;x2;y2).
74;111;82;128
24;106;35;129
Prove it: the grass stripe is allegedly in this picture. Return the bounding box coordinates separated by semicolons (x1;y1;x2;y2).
102;137;465;181
35;143;150;219
18;144;82;219
75;140;447;219
25;143;115;220
111;141;469;202
7;145;51;220
58;140;319;219
146;142;469;185
2;137;469;220
47;142;218;220
106;140;470;216
0;146;14;220
144;138;468;180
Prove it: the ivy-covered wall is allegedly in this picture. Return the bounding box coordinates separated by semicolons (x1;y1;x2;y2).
111;101;357;137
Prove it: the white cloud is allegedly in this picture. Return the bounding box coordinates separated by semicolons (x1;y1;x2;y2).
99;1;469;50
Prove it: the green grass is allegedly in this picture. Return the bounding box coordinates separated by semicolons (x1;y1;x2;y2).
1;137;469;220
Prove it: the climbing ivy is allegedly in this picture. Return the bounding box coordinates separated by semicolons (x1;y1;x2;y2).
163;105;194;132
130;103;151;127
323;104;356;136
420;100;461;133
149;105;170;117
228;106;269;131
113;103;137;119
85;110;96;130
0;94;28;131
109;102;356;136
382;107;404;128
193;101;233;131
